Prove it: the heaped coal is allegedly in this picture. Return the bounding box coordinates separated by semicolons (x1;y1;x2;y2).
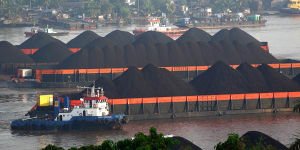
212;28;260;45
177;27;211;42
67;30;100;48
141;64;196;97
246;42;278;64
190;61;251;94
257;64;300;92
241;131;288;150
113;67;154;98
32;41;72;63
87;77;120;99
133;31;174;45
82;37;116;50
0;41;34;63
19;32;63;49
293;73;300;86
237;62;269;92
105;30;135;47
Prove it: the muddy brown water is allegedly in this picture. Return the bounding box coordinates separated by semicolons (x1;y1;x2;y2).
0;88;300;150
0;15;299;59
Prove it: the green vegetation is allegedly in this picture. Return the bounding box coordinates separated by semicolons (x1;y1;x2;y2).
42;127;179;150
215;133;277;150
293;103;300;113
0;0;269;19
42;130;300;150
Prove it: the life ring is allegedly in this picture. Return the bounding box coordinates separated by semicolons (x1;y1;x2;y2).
79;113;82;116
93;104;97;107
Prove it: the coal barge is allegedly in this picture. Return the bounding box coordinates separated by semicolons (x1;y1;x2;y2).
11;85;127;130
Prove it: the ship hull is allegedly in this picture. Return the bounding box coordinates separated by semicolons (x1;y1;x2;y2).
280;8;300;14
25;31;69;37
133;29;187;38
11;115;126;130
174;21;267;29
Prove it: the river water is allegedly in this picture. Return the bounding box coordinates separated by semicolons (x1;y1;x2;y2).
0;88;300;150
0;15;300;59
0;15;300;150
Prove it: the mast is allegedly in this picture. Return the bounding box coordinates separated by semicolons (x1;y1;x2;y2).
77;84;103;97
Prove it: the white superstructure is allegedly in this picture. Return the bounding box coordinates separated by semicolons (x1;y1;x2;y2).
55;85;110;121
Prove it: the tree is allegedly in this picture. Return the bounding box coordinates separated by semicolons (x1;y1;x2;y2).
166;0;176;16
42;127;179;150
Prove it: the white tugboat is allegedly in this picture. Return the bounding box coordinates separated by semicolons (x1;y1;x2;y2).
11;85;126;130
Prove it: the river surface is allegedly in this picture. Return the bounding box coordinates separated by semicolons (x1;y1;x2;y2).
0;88;300;150
0;15;300;150
0;15;300;59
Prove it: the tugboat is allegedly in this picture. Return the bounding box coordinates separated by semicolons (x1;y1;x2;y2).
25;25;69;37
281;0;300;14
11;85;126;130
133;18;187;38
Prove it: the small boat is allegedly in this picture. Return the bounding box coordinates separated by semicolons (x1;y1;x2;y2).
25;26;69;37
133;18;187;38
280;0;300;14
11;85;127;130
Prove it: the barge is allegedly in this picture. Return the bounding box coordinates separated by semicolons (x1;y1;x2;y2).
11;85;127;130
25;26;69;37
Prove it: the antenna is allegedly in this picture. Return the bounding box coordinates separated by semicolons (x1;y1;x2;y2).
77;84;103;97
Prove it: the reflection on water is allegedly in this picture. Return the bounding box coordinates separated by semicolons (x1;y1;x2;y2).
0;88;299;150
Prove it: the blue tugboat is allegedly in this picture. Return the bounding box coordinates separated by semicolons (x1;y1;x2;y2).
11;85;127;130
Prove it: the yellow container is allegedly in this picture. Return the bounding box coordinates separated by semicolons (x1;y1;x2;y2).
39;95;54;106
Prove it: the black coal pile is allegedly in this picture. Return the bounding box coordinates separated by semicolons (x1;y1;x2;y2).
19;32;63;49
293;73;300;86
74;64;195;98
114;67;154;98
105;30;135;47
246;42;278;64
257;64;300;92
237;63;269;92
0;41;34;63
67;30;100;48
133;31;174;45
58;44;124;68
31;41;72;63
141;64;196;97
176;27;211;42
212;28;260;45
190;61;251;94
170;136;203;150
241;131;288;150
57;28;278;69
82;37;116;50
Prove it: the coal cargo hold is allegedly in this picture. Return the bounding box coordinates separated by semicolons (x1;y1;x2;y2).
190;61;251;94
212;28;261;45
105;30;135;47
236;63;270;92
31;41;73;63
176;27;212;42
0;41;34;63
82;37;116;50
67;30;101;48
19;32;63;49
113;67;154;98
257;64;300;92
133;31;174;45
141;64;196;97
